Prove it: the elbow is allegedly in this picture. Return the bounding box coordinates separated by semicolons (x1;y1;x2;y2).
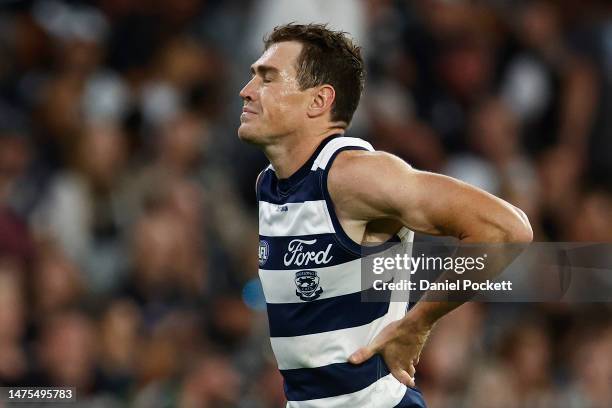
502;208;533;243
505;222;533;243
472;208;533;244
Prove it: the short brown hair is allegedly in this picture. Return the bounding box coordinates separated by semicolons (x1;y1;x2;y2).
264;23;364;126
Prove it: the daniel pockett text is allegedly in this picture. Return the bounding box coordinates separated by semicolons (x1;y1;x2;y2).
362;242;612;302
370;253;513;293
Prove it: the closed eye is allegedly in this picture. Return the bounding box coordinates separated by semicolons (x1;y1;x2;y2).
250;64;279;84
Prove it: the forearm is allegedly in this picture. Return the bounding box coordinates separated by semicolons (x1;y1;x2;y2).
405;216;532;327
404;301;461;328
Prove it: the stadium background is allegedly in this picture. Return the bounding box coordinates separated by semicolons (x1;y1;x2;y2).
0;0;611;407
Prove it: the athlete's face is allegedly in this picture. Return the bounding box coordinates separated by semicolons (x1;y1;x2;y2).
238;41;311;144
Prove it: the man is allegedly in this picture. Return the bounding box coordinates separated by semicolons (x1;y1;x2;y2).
238;23;532;407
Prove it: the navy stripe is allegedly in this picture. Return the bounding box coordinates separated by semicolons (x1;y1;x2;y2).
393;387;427;407
281;354;389;401
267;288;391;337
259;169;325;204
258;233;359;270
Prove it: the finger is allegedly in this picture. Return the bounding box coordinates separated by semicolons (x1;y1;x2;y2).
349;346;376;364
407;364;416;378
391;368;415;388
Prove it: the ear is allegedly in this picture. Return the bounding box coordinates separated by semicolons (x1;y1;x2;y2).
307;85;335;119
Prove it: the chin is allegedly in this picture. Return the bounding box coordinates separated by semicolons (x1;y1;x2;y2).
238;124;261;144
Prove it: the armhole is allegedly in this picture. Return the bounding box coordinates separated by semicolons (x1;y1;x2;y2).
321;147;369;256
321;148;411;257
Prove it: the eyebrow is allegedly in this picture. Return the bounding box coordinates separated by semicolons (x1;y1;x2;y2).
250;64;280;76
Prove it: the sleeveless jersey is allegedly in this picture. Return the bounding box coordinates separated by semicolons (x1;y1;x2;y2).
257;135;419;407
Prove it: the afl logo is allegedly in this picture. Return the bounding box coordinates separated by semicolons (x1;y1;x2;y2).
258;240;269;266
294;270;323;301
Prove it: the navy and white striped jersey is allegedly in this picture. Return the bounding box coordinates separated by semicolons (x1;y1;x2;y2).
257;135;423;407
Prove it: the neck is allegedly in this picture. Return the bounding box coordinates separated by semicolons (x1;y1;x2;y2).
264;127;344;179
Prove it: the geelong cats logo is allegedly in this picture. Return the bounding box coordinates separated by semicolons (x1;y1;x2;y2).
294;270;323;301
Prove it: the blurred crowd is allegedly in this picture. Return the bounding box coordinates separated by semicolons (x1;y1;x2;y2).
0;0;610;407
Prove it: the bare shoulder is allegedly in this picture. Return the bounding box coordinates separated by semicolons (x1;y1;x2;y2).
328;150;413;196
327;149;415;220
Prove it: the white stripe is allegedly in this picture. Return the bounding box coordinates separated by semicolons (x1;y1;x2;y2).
311;137;374;170
259;200;334;237
259;259;378;303
271;301;407;370
286;373;407;408
260;258;398;304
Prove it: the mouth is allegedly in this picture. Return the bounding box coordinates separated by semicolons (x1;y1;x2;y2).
242;106;258;115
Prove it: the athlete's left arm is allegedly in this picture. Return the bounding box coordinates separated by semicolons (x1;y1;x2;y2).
329;150;533;387
328;150;532;243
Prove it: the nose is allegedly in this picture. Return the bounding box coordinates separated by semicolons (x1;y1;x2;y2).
239;77;257;101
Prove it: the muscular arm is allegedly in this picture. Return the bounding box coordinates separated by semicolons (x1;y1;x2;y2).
330;150;532;323
332;151;533;384
328;150;532;244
